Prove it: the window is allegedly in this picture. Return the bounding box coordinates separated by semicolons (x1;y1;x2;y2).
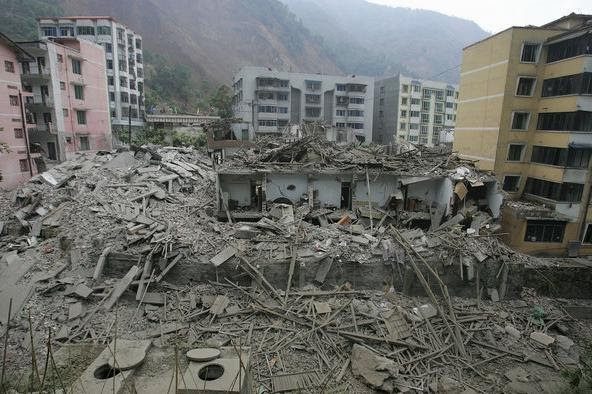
583;224;592;244
337;84;346;92
516;77;536;96
4;61;14;73
408;135;418;142
9;95;18;106
547;33;592;63
104;43;113;53
348;110;364;117
277;106;288;113
43;112;51;124
400;110;407;117
76;110;87;125
336;109;346;116
136;54;143;64
129;80;136;90
422;101;430;111
379;98;384;105
531;146;564;166
72;59;81;75
59;81;66;90
435;102;444;113
305;80;321;91
525;220;566;243
409;123;419;130
63;108;68;117
446;102;454;108
109;92;115;102
350;97;364;104
446;114;454;121
433;114;443;124
542;73;592;97
410;110;420;118
511;112;530;130
14;128;23;138
76;26;95;35
336;96;348;106
566;148;592;168
446;89;454;97
305;107;321;117
120;76;128;87
277;93;288;101
400;122;406;130
421;113;430;123
305;94;321;104
346;122;364;129
106;59;113;69
502;175;520;192
74;85;84;100
258;119;277;127
336;122;346;128
135;38;142;49
97;26;111;35
411;98;420;105
19;159;29;173
507;144;525;161
524;177;584;202
79;136;90;151
108;76;114;86
40;26;57;36
420;125;429;134
402;84;409;93
60;26;74;36
401;97;408;105
258;105;276;113
521;43;540;62
121;92;129;103
412;84;420;93
537;111;592;132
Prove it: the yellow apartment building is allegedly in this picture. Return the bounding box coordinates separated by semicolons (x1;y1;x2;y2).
454;13;592;256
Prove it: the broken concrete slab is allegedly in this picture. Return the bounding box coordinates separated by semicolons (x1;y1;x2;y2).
210;245;237;267
351;344;396;391
530;331;555;347
68;302;85;321
107;339;152;370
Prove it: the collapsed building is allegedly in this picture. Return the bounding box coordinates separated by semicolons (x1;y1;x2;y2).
1;137;592;393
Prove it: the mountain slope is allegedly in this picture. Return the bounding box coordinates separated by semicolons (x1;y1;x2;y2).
59;0;342;85
281;0;489;82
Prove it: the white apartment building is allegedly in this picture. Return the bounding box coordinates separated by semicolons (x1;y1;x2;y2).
232;67;374;143
373;74;459;147
37;16;145;131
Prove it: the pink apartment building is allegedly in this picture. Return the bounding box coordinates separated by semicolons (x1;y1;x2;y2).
0;33;36;190
19;37;112;164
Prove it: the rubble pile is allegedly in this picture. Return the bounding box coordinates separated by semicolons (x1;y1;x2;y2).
0;140;591;392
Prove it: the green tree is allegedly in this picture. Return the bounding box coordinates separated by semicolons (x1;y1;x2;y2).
209;85;233;119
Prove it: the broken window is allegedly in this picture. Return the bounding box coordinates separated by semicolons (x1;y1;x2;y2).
401;97;408;105
19;159;29;172
524;220;566;243
305;107;321;118
507;144;525;161
537;111;592;132
583;224;592;244
258;92;273;100
547;32;592;63
524;177;583;202
4;61;14;73
542;73;592;97
400;122;406;130
516;77;536;96
511;112;530;130
9;95;19;106
502;175;520;192
521;43;540;62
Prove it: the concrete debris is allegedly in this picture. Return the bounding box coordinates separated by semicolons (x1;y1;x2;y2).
0;139;590;393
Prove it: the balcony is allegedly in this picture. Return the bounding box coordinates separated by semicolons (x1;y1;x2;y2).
28;123;55;135
21;69;51;83
25;94;54;111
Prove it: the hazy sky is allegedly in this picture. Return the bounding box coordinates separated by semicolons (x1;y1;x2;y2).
367;0;592;32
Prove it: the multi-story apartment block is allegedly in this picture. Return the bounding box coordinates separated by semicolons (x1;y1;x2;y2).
37;17;145;132
373;74;459;147
0;33;36;189
454;13;592;256
18;37;112;162
232;67;374;143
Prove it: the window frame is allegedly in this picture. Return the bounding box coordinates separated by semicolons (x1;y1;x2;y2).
76;110;87;125
507;143;526;161
511;111;531;131
502;174;521;192
515;76;537;97
520;42;541;63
